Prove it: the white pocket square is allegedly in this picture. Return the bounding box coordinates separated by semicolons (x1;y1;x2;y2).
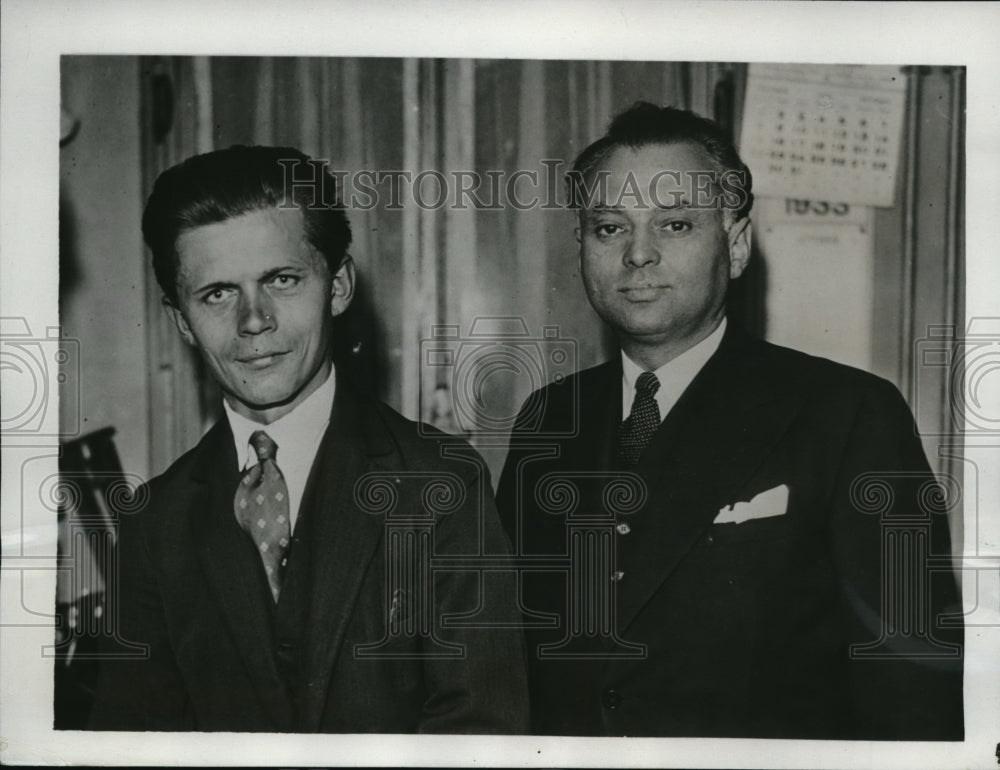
714;484;789;525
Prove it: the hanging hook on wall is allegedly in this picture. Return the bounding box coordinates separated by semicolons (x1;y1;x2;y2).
60;106;80;146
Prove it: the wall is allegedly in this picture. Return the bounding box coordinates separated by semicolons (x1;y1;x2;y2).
60;57;148;481
143;57;736;480
59;57;962;489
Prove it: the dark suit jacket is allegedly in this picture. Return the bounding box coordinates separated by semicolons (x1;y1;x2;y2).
497;323;963;739
91;377;528;733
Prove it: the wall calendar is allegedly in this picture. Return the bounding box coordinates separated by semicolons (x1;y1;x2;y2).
739;63;907;207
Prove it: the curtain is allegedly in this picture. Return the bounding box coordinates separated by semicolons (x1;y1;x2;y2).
139;57;963;487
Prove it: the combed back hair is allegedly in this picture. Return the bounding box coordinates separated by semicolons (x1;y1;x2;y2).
568;101;754;221
143;145;352;304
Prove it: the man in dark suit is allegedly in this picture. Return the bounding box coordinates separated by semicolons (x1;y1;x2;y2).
90;145;528;732
497;103;963;739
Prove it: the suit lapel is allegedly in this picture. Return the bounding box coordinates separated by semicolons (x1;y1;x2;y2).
188;421;296;727
296;379;393;731
566;361;622;474
610;326;807;643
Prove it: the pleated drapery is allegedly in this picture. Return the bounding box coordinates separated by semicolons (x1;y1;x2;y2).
138;58;962;488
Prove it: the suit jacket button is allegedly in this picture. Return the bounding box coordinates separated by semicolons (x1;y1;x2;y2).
616;523;631;535
611;570;625;582
603;689;622;710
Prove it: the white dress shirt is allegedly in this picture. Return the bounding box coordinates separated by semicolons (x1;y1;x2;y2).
224;368;336;529
621;318;727;422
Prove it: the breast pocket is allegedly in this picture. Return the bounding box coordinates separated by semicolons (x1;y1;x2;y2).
707;512;796;545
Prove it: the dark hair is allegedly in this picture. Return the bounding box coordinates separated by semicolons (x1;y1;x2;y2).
143;145;352;304
568;102;754;220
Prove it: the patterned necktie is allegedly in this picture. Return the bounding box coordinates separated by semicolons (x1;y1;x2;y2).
233;430;291;602
619;371;661;467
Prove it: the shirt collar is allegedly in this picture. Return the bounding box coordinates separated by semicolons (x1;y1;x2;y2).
224;366;337;470
621;317;727;420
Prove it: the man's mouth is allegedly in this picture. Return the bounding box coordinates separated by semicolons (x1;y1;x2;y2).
620;285;669;301
237;352;289;368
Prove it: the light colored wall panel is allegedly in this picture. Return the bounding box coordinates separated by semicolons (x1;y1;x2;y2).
60;56;148;481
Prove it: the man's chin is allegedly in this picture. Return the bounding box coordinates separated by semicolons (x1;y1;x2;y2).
617;321;677;342
224;385;307;421
221;358;332;420
617;317;725;355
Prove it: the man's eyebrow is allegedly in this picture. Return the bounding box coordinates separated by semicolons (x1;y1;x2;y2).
192;279;236;295
192;266;303;294
585;198;696;213
259;265;304;281
653;197;693;210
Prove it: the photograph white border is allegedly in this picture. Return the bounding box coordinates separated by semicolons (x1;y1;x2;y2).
2;1;998;767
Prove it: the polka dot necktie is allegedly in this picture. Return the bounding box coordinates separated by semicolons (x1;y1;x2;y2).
619;371;661;468
233;430;291;602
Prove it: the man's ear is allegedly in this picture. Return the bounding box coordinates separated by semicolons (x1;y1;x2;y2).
575;214;583;269
330;256;356;318
162;296;197;347
727;216;752;279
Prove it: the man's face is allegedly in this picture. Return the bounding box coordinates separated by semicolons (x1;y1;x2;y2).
577;142;750;362
166;207;353;423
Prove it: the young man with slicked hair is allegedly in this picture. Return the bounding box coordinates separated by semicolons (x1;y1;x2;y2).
91;145;528;734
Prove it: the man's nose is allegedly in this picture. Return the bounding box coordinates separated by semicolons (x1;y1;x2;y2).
237;292;276;335
623;228;659;268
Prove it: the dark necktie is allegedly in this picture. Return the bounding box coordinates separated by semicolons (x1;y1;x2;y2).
234;430;291;602
619;371;661;467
